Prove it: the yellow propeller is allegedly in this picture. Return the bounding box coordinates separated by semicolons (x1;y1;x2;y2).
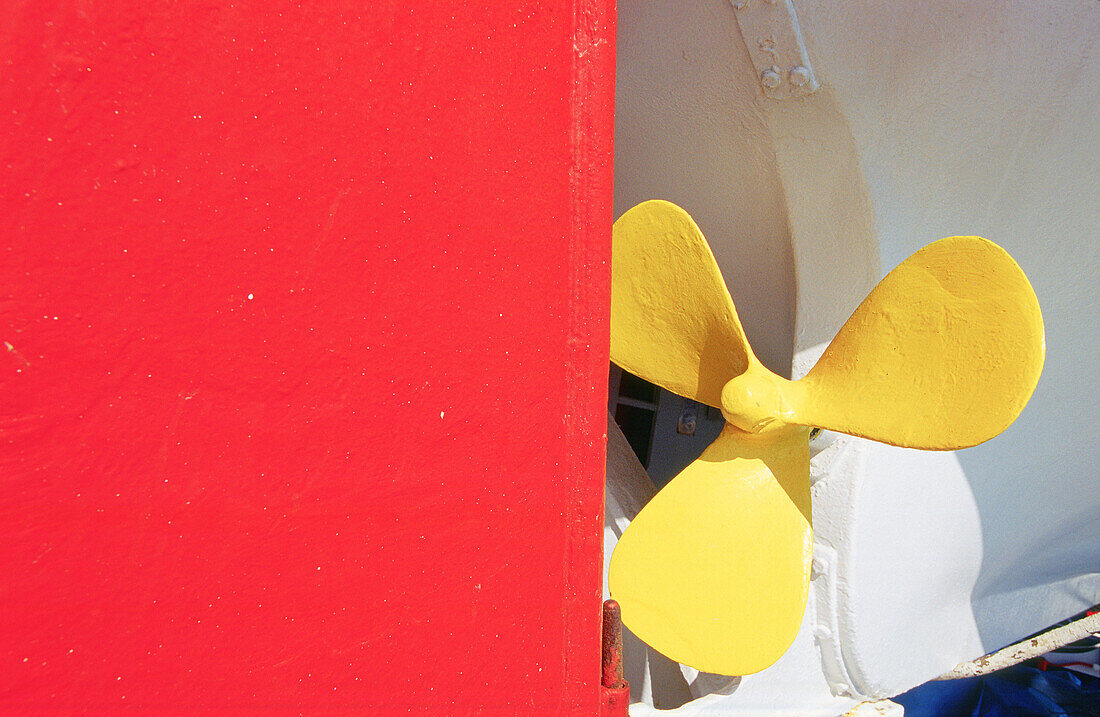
608;200;1045;676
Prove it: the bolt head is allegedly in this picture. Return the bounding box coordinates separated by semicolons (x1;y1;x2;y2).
761;69;782;89
789;65;812;87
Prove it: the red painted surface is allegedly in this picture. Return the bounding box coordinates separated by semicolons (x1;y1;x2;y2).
1;1;614;712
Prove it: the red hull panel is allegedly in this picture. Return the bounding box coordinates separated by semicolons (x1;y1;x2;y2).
1;1;614;712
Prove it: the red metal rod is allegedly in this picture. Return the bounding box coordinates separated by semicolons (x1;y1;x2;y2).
600;599;630;716
601;599;625;688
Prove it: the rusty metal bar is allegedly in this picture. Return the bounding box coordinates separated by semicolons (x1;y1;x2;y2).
600;599;630;716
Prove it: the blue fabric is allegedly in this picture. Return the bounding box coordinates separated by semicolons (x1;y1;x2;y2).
894;663;1098;717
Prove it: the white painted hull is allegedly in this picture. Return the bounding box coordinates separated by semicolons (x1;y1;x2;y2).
609;1;1099;712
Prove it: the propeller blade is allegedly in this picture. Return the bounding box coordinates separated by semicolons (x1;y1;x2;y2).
791;236;1044;450
611;200;754;408
608;424;812;675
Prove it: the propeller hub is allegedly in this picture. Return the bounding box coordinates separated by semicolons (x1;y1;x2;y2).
720;369;788;433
